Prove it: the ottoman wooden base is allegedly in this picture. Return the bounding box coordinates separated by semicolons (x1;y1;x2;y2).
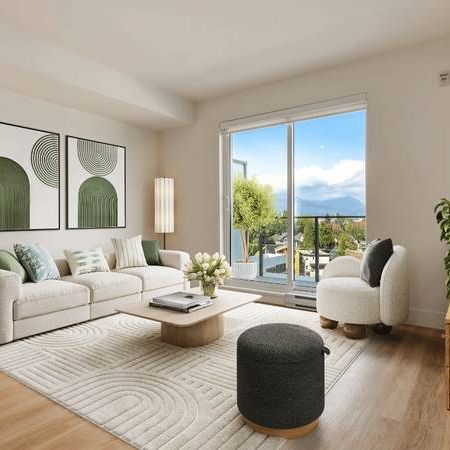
243;417;319;439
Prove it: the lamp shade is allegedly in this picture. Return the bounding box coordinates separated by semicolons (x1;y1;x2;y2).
155;177;174;233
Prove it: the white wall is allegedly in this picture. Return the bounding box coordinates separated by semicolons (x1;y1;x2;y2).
0;89;158;256
158;36;450;329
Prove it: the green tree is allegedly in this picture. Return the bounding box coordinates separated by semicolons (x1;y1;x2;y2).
346;219;366;243
319;219;334;248
233;177;276;262
338;232;357;256
264;212;287;240
299;218;315;249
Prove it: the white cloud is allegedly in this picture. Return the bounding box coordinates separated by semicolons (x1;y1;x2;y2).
255;173;287;190
296;159;365;201
254;159;365;202
297;160;364;186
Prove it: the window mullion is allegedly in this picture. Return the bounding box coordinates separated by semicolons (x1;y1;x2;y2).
286;123;294;290
221;132;231;260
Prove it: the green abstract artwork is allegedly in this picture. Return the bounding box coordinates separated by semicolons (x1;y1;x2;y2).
78;177;118;228
0;157;30;230
66;136;125;229
31;134;60;188
0;122;60;231
77;139;117;176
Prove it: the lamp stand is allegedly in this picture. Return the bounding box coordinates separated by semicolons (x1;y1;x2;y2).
163;233;166;250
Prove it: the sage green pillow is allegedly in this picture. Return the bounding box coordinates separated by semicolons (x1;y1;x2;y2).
14;243;60;283
0;250;29;283
142;240;161;265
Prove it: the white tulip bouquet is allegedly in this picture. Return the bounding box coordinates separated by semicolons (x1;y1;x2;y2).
184;252;232;297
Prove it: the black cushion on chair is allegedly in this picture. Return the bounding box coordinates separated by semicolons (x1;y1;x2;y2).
237;323;327;429
360;238;393;287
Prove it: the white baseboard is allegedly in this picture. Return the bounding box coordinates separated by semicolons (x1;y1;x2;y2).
406;308;446;330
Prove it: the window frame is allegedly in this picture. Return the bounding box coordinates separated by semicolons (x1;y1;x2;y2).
220;94;367;297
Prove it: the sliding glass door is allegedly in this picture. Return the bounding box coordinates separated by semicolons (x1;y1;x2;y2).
293;110;366;286
224;100;367;292
230;125;288;284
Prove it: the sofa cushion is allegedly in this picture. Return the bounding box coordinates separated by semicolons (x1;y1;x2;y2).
112;235;147;269
119;265;183;291
360;238;393;287
14;243;60;282
0;250;29;283
64;247;110;276
142;240;161;265
62;272;142;303
14;280;89;320
317;277;381;324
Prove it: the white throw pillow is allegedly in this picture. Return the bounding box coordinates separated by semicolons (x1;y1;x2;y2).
64;247;110;276
112;235;147;269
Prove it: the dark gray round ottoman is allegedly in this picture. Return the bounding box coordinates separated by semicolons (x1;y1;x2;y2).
237;323;330;439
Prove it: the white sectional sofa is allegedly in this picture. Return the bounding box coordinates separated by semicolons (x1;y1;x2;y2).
0;249;190;344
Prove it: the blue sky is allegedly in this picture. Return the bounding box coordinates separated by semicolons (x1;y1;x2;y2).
232;110;366;211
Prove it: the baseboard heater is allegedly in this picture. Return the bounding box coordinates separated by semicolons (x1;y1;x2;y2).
285;292;317;312
292;304;317;312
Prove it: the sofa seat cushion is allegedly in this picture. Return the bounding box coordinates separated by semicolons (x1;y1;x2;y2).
119;266;183;292
62;272;142;303
316;277;381;324
14;280;89;320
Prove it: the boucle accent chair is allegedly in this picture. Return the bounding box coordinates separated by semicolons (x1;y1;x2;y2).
0;249;189;344
316;245;409;339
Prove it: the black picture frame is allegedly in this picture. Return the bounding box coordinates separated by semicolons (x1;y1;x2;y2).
65;135;127;230
0;121;60;232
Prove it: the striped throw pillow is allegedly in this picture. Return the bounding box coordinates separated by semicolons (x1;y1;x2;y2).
64;247;110;276
112;235;147;270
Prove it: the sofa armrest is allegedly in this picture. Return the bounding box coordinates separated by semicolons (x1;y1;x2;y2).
159;250;190;271
0;269;22;344
322;256;361;280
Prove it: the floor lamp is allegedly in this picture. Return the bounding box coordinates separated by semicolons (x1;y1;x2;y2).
155;177;174;249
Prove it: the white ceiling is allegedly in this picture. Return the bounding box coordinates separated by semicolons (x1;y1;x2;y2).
0;0;449;129
1;0;450;102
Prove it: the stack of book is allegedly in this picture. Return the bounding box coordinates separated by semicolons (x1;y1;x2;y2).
149;292;213;313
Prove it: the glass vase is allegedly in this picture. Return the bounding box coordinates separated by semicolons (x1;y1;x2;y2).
201;281;217;298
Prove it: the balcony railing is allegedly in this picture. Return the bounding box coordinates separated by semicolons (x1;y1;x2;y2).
254;215;366;285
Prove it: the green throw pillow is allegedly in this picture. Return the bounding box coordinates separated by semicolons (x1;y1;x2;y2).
0;250;29;283
142;240;161;265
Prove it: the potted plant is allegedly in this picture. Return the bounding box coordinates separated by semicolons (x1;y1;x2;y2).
184;252;232;297
435;198;450;298
232;177;275;280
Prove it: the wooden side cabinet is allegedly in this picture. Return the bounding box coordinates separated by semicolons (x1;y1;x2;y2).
446;306;450;410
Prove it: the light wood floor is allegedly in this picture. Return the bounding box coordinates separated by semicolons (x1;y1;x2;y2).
0;325;448;450
285;325;450;450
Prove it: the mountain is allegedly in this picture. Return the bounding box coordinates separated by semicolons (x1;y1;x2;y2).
276;194;365;216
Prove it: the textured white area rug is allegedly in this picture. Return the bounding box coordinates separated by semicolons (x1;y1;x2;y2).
0;303;371;449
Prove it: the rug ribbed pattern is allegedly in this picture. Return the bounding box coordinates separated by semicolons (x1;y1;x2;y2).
0;303;371;449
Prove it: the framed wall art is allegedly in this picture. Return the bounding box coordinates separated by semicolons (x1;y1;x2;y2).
66;136;126;229
0;121;60;231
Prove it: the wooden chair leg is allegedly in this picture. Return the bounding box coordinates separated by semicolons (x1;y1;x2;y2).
372;323;393;335
320;316;338;329
343;323;365;339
